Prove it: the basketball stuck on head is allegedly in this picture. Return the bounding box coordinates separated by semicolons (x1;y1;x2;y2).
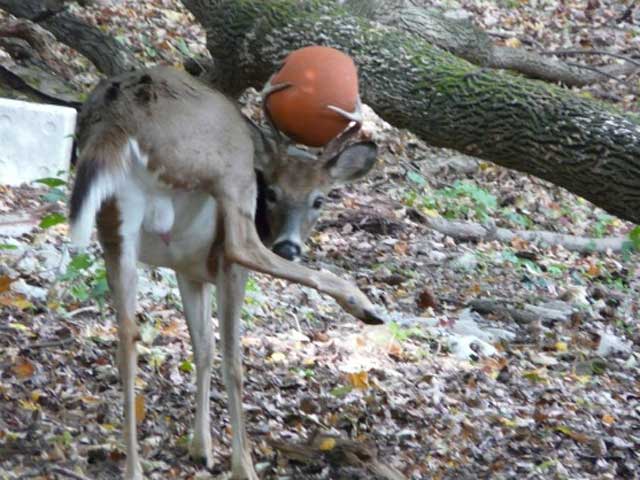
263;45;360;147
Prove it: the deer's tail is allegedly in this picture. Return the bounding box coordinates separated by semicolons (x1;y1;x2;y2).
69;128;139;247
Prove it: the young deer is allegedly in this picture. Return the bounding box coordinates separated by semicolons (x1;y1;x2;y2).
69;66;382;480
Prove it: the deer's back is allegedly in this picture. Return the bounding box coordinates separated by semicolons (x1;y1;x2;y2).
78;66;255;194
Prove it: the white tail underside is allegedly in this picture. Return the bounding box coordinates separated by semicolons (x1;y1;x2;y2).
70;138;148;247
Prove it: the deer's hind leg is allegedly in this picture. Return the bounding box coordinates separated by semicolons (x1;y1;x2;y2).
98;198;144;480
216;255;257;480
176;274;214;468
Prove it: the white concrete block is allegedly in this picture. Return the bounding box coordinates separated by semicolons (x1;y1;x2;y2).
0;97;76;186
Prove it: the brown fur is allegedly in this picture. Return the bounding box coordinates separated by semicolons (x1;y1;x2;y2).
71;65;381;480
96;198;122;256
77;67;252;196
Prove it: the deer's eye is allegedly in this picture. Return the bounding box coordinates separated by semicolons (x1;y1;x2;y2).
312;196;324;209
265;187;278;204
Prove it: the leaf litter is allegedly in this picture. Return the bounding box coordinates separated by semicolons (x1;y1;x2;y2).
0;0;639;479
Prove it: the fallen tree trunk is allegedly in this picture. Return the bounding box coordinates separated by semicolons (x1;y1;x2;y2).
0;0;141;76
183;0;640;225
342;0;639;87
2;0;639;224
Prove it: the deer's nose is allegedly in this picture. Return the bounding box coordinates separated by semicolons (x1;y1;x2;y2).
273;240;301;260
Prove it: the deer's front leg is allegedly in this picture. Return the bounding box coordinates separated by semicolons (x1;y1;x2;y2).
221;202;384;325
216;257;257;480
176;274;214;468
104;245;143;480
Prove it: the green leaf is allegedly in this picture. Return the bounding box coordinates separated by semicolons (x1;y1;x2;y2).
629;226;640;250
39;213;65;229
175;38;191;56
0;243;18;250
590;359;607;375
407;171;426;187
34;177;66;187
179;360;195;373
330;385;353;398
41;187;65;203
69;253;93;271
71;283;89;302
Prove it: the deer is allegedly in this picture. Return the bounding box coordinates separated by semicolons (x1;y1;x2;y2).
68;65;383;480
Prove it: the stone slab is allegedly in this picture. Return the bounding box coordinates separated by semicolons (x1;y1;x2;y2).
0;97;76;186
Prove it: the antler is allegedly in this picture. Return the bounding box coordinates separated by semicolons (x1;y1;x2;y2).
260;74;292;153
318;96;364;162
261;75;364;161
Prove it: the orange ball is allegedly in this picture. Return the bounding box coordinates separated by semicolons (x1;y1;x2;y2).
265;46;359;147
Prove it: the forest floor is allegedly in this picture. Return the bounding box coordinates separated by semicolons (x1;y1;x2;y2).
1;1;639;479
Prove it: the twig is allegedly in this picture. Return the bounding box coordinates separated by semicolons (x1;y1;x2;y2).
0;204;58;227
270;432;407;480
618;1;636;23
22;336;74;350
66;305;99;318
563;62;622;82
469;299;544;324
486;30;544;50
541;49;640;68
411;212;630;254
49;466;92;480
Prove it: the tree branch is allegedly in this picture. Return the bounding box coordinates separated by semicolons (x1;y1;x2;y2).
0;64;82;108
342;1;636;87
0;0;141;75
420;215;630;254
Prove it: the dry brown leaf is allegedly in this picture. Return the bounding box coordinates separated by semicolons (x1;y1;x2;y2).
160;319;181;337
602;414;615;426
387;341;403;358
510;237;529;250
0;293;33;310
343;198;357;209
393;241;409;255
348;371;369;390
416;288;438;310
319;437;336;451
504;37;522;48
13;358;35;379
586;263;600;277
135;394;146;425
0;275;11;293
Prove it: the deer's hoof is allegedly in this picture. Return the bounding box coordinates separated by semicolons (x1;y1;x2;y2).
231;468;259;480
363;307;386;325
231;451;259;480
124;461;144;480
189;436;213;469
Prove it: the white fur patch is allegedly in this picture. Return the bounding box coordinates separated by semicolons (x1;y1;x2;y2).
142;194;174;235
70;137;176;249
69;138;144;247
70;165;127;247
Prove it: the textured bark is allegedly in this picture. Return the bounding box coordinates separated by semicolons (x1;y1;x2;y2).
343;0;638;86
0;64;82;107
182;0;640;224
0;0;140;76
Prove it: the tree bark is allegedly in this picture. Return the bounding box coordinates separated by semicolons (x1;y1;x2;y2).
342;0;639;87
0;0;140;76
182;0;640;225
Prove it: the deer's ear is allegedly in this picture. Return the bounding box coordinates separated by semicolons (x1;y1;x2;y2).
244;116;277;171
326;141;377;184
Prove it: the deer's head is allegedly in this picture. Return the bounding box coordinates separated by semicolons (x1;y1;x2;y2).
245;77;377;261
251;135;376;260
